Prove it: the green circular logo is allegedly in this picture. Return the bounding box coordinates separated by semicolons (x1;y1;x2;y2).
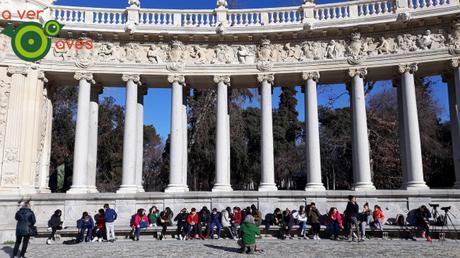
44;20;61;37
11;22;50;62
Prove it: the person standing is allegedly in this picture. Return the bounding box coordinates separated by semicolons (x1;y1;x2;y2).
308;203;321;240
104;204;117;242
344;195;360;241
47;209;63;245
13;201;36;258
209;208;222;239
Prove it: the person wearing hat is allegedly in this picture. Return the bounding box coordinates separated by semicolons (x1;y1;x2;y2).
238;215;261;254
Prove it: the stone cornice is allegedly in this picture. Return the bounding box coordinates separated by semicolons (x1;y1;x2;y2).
74;72;95;84
398;63;418;74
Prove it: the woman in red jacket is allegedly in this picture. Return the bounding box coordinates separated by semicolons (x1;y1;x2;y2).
372;205;385;230
327;207;343;240
92;209;106;242
131;209;149;241
231;207;242;238
187;208;199;239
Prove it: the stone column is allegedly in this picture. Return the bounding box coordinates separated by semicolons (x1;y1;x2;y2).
38;83;53;193
394;79;408;185
257;74;278;191
68;72;95;194
448;60;460;188
348;68;375;190
136;86;147;192
87;85;103;193
398;64;428;190
182;87;190;191
0;66;27;193
165;75;188;192
302;72;325;191
117;74;141;194
212;75;233;192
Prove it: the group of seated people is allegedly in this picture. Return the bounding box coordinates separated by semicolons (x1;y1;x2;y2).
46;195;435;246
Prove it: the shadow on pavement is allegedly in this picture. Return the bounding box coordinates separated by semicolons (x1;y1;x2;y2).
204;244;241;253
1;246;13;256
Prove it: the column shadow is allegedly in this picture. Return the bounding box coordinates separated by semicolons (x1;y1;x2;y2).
204;244;241;253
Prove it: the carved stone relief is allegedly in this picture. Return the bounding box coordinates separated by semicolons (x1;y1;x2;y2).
44;28;451;67
0;80;11;151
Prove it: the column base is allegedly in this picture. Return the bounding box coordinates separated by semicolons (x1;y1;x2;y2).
212;184;233;192
453;182;460;189
137;187;145;193
116;185;138;194
87;186;99;193
352;183;376;191
305;183;326;191
67;185;90;194
164;184;188;193
258;183;278;192
404;181;429;190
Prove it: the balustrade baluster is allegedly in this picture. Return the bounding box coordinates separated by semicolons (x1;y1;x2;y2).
364;4;370;15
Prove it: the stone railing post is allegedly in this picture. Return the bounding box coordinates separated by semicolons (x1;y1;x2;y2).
301;0;316;24
215;0;229;29
125;0;140;29
348;3;359;18
85;10;94;24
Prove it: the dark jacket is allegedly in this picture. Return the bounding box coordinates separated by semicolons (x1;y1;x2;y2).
15;208;36;236
344;202;359;219
308;208;321;224
209;212;221;225
104;208;117;223
77;216;94;229
48;214;62;228
174;212;188;225
199;209;210;224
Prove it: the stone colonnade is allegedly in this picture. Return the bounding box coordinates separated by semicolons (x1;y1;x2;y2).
1;62;460;193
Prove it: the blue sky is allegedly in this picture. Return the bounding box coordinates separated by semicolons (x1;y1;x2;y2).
56;0;450;139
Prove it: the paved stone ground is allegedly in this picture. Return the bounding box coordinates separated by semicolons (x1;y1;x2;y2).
1;238;459;258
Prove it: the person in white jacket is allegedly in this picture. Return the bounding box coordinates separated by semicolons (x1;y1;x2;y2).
293;205;308;239
221;207;235;239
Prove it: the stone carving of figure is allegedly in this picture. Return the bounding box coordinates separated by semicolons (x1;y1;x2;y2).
98;43;115;61
417;30;435;50
363;37;378;56
237;45;252;64
128;0;140;8
212;45;235;64
124;43;142;63
347;32;364;57
376;36;390;54
301;41;314;60
312;42;324;60
147;44;165;64
326;40;341;59
258;39;273;62
449;23;460;54
279;43;302;62
216;0;228;8
190;45;208;64
169;40;185;63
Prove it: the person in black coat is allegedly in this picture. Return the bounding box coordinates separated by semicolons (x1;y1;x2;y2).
47;209;63;244
343;195;360;241
13;201;36;258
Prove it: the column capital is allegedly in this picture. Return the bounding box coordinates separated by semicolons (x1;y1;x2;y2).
451;59;460;68
122;73;141;84
398;63;418;74
302;71;320;82
257;73;274;84
213;75;231;86
7;66;28;76
74;72;95;84
167;75;185;85
38;71;48;83
348;68;367;78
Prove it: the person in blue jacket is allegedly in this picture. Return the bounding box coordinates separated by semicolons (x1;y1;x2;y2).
104;203;118;242
209;208;223;239
77;211;95;242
